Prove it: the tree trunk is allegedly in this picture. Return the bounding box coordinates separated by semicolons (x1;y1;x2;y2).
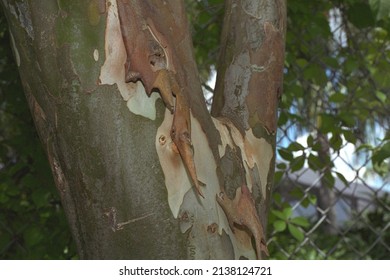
1;0;286;259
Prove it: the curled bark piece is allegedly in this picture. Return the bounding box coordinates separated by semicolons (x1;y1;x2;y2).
216;184;269;259
151;69;176;113
171;89;205;198
117;1;172;106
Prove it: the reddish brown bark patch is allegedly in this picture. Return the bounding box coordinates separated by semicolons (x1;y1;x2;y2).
246;22;284;135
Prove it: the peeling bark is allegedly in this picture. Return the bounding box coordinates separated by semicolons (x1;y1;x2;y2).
217;184;269;259
211;0;286;258
116;0;206;199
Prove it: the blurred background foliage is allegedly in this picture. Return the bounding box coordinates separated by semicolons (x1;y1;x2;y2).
1;0;389;259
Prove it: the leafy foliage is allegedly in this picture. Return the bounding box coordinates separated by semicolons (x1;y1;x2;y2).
272;0;390;259
280;0;390;187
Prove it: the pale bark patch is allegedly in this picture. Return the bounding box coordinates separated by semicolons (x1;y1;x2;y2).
243;129;273;195
156;110;222;218
98;0;160;120
93;49;99;61
213;118;272;196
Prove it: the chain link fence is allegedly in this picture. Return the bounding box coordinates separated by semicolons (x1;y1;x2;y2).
268;2;390;259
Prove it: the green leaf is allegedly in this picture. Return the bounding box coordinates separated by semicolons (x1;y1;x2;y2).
372;141;390;165
323;57;339;69
307;134;314;147
329;133;343;151
291;155;305;172
301;193;317;208
303;64;327;86
301;197;310;208
276;163;287;170
375;91;387;103
278;111;288;126
278;148;294;161
283;207;293;219
343;129;357;144
339;113;355;128
329;92;347;103
347;2;376;29
309;194;317;205
335;172;349;187
288;84;304;98
288;223;305;242
319;114;337;133
288;142;305;151
324;170;335;188
296;58;308;68
273;220;287;232
271;210;286;220
290;216;310;228
308;153;323;171
356;143;374;152
290;188;304;200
